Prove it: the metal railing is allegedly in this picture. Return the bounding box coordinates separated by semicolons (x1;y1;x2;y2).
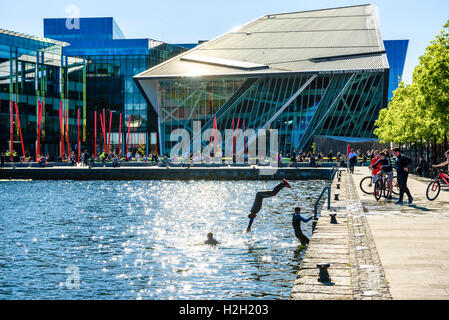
312;167;340;231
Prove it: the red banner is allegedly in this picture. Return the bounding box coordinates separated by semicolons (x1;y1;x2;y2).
10;100;13;161
65;106;69;156
94;111;97;159
37;101;43;160
59;101;64;161
107;110;112;154
77;108;80;163
14;102;25;157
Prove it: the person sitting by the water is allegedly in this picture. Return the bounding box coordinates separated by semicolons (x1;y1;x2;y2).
309;154;316;168
292;207;312;246
204;232;219;245
39;154;47;167
112;155;120;168
246;179;292;232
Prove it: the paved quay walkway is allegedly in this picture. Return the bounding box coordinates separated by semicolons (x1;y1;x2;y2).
291;170;391;300
353;166;449;300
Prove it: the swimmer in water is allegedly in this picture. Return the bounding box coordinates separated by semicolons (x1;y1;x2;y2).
204;232;220;245
246;179;291;232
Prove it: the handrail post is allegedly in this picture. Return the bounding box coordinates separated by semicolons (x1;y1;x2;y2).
313;186;331;232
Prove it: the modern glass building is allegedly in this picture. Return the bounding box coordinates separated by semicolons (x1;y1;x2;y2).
384;40;409;101
44;17;187;155
0;28;85;158
135;5;408;156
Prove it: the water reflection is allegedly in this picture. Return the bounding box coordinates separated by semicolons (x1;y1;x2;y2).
0;179;327;300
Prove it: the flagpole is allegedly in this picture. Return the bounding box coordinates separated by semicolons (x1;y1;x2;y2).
126;115;131;156
118;113;122;157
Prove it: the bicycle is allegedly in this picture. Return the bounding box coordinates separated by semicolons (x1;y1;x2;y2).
374;172;396;201
360;174;399;196
426;169;449;201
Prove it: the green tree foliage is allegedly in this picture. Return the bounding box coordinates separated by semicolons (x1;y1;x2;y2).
374;20;449;143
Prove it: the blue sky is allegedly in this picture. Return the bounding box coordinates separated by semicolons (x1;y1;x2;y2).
1;0;448;84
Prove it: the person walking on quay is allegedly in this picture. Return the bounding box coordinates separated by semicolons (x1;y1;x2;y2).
291;148;297;167
278;152;283;167
392;148;413;205
82;150;90;167
415;155;427;177
70;151;76;166
348;149;358;174
292;207;312;246
328;150;333;162
309;153;317;167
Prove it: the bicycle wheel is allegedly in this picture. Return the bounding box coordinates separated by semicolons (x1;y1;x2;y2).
392;176;399;195
426;179;441;201
384;181;392;199
374;180;383;201
360;176;374;194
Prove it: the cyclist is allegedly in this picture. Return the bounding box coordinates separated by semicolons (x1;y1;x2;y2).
372;152;394;200
432;150;449;170
369;150;381;185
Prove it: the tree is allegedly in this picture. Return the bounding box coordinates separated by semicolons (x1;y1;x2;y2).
374;20;449;145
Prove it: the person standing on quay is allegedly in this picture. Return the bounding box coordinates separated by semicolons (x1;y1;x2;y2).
348;149;358;174
0;152;5;168
392;148;413;205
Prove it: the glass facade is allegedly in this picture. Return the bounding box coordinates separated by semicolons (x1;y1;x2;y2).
44;18;186;154
384;40;409;101
0;29;85;158
157;71;387;156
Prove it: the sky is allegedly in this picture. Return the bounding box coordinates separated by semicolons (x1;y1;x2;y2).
1;0;448;84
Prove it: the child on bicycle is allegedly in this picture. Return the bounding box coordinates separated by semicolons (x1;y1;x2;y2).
432;150;449;170
372;152;394;200
369;150;381;184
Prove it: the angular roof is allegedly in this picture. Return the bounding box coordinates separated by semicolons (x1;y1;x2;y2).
135;4;388;80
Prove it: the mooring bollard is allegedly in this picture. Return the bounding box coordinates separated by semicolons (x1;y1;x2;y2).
334;194;339;201
317;263;331;283
312;219;318;232
330;213;338;224
336;184;340;190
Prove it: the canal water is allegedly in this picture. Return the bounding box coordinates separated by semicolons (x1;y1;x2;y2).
0;179;327;300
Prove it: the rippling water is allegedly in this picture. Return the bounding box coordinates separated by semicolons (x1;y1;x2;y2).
0;179;327;300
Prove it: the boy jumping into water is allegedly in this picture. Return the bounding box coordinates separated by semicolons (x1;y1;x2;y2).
246;179;291;232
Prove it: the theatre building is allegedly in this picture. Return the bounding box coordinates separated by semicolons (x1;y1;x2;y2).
134;5;408;156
